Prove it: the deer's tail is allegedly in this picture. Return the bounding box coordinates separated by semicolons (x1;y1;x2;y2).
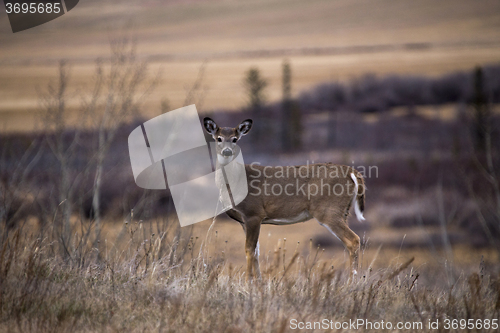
350;172;365;222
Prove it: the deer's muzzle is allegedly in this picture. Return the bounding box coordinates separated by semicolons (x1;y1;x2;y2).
222;148;233;157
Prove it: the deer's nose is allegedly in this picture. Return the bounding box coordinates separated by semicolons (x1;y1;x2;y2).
222;148;233;157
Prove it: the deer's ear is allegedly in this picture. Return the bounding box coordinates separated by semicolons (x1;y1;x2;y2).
237;119;253;136
203;117;219;135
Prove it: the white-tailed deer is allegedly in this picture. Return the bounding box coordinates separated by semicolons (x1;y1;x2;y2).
203;117;365;280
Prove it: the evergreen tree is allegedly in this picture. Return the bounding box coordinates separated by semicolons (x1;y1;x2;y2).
244;67;267;145
471;66;490;152
281;60;301;150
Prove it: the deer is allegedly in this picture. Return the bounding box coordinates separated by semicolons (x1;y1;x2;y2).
203;117;366;280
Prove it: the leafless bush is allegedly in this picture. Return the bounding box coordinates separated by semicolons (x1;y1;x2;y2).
35;36;160;256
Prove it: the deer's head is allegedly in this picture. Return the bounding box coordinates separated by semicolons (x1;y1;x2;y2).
203;117;252;164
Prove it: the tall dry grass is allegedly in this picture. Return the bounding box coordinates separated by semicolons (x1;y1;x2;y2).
0;219;499;333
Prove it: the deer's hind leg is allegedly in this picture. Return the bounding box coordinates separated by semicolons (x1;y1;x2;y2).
315;209;360;276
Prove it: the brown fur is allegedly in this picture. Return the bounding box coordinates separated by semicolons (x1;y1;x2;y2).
203;117;365;280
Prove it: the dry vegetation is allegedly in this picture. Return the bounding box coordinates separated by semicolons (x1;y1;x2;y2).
1;0;500;331
1;0;500;131
0;218;499;333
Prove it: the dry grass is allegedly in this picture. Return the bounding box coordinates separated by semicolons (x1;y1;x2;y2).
1;0;500;131
2;49;500;132
1;1;500;330
2;0;500;59
0;218;499;333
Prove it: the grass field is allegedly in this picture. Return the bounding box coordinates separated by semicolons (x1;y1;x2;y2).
0;218;498;332
1;1;500;331
1;0;500;131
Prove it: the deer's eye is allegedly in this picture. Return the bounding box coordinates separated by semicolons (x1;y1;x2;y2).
217;137;222;142
232;137;238;143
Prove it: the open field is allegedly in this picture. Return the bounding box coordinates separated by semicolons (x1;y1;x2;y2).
0;218;499;332
1;48;500;132
1;0;500;331
1;0;500;131
1;0;500;60
96;216;500;277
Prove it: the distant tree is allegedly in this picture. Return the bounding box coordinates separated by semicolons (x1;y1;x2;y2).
243;67;267;145
430;72;469;105
327;83;346;146
281;60;302;151
470;66;490;152
464;66;500;253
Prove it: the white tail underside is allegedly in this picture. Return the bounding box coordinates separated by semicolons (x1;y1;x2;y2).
350;173;365;222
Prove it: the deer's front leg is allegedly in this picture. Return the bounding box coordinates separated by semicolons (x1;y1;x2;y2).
244;217;262;281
